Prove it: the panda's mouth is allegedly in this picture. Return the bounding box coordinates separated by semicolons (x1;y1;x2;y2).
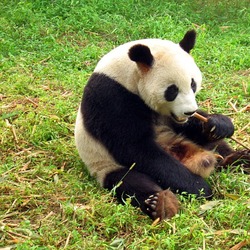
171;113;188;124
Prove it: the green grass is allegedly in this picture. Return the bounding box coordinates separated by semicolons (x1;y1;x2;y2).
0;0;249;249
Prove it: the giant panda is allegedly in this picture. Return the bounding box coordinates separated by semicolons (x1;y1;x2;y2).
75;30;250;221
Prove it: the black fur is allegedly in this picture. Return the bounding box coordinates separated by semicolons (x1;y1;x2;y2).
128;44;154;67
104;168;163;213
179;30;196;53
164;84;179;102
82;73;212;203
191;78;197;93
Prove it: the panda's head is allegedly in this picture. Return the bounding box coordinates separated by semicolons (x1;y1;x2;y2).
128;30;202;123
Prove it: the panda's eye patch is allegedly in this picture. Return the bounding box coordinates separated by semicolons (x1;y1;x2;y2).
164;84;179;102
191;78;197;93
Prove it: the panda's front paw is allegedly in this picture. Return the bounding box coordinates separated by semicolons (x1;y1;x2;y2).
220;150;250;173
203;114;234;141
144;190;179;221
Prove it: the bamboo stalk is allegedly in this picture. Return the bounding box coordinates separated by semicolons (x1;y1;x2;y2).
193;112;208;122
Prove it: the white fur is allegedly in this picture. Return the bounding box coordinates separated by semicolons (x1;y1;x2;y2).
94;39;202;120
75;108;124;185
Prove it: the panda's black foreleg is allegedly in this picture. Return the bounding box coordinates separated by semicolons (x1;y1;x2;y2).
204;139;234;158
170;110;250;171
103;169;179;220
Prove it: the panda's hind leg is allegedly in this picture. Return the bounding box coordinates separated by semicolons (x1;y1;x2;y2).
169;140;217;178
104;169;179;221
155;126;217;178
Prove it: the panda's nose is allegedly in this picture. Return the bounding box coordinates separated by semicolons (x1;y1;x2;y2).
184;110;197;116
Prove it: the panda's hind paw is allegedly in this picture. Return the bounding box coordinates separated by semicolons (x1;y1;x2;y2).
183;151;216;178
145;190;179;221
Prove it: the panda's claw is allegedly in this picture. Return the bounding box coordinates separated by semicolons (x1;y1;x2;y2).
210;126;216;132
144;190;179;221
150;204;156;209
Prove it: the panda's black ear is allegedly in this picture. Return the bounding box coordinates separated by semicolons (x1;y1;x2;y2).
128;44;154;68
179;30;196;53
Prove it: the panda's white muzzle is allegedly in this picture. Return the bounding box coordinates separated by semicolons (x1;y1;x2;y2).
170;112;188;123
171;109;197;124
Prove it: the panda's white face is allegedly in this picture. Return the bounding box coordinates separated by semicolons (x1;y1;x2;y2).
137;50;202;123
94;30;202;124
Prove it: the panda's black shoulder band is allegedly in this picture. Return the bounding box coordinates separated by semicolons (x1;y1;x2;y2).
128;44;154;67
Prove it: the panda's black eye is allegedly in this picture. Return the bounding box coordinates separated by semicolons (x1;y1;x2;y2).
164;84;179;102
191;78;197;93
